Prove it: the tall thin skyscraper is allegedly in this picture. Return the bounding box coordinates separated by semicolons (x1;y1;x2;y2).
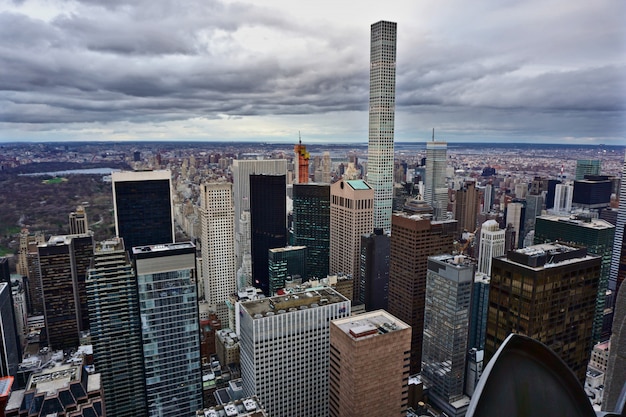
294;137;310;184
0;281;20;377
111;170;174;250
87;238;147;417
250;174;287;295
455;179;478;234
388;213;457;374
425;139;448;219
329;180;374;301
477;220;505;275
359;229;390;311
133;242;202;417
68;205;89;235
610;152;626;293
367;20;397;231
200;182;236;324
292;183;330;279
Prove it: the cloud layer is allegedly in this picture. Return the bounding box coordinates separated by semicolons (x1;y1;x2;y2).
0;0;624;144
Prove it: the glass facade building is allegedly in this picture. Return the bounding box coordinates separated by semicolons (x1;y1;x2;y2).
268;246;307;295
133;243;202;417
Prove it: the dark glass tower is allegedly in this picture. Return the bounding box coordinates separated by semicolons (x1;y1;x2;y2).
292;183;330;279
250;174;286;295
359;229;390;311
112;170;174;250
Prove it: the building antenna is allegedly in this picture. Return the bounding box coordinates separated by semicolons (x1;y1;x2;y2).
432;128;435;142
299;131;302;144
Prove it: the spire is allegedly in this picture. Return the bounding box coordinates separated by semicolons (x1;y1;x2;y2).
432;128;435;142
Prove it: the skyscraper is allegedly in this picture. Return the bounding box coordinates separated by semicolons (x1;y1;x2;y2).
422;255;474;417
17;229;45;315
133;242;202;417
505;201;524;249
111;170;174;250
0;282;20;377
268;246;307;295
292;183;330;279
455;179;478;235
477;220;505;275
610;152;626;293
87;238;147;417
367;20;397;231
239;288;350;417
359;228;390;311
250;174;287;295
200;182;236;324
388;213;457;373
68;205;89;235
486;243;601;382
38;234;93;349
534;214;614;343
552;183;573;214
425;140;448;219
294;137;310;184
575;159;601;180
329;310;411;417
329;179;374;301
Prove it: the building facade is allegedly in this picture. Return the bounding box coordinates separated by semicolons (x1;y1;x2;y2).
133;242;202;417
486;243;601;382
329;180;374;301
329;310;410;417
610;152;626;294
367;20;397;231
239;288;350;417
477;220;505;275
388;213;457;374
268;246;307;295
68;205;89;235
359;229;390;311
424;140;448;220
111;170;174;250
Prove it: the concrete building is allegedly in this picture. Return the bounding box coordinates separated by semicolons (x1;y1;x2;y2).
133;242;202;417
388;213;457;374
329;310;411;417
329;179;374;302
238;288;350;417
477;220;505;276
486;243;601;382
455;180;478;235
367;20;397;231
425;140;448;220
505;201;524;249
215;329;240;368
534;214;614;343
292;183;330;280
38;234;93;350
200;182;236;324
68;205;89;235
0;282;20;378
422;255;474;417
552;183;573;214
359;229;390;311
603;282;626;412
111;170;175;250
195;396;268;417
86;238;146;417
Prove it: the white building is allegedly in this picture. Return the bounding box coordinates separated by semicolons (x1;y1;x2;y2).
238;288;350;417
425;140;448;220
477;220;506;275
367;20;397;231
506;202;524;249
552;183;573;214
200;182;236;324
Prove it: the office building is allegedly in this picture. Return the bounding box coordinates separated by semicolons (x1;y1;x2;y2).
482;183;494;213
322;152;332;183
576;159;601;180
250;174;287;295
573;175;612;210
603;282;625;412
477;220;505;275
239;288;350;417
455;180;478;235
236;211;253;290
545;179;561;210
329;310;411;417
469;273;490;351
388;213;457;374
534;214;614;343
486;243;601;382
68;205;89;235
292;183;330;279
367;20;397;231
422;255;474;417
112;170;174;250
294;138;310;184
329;180;374;301
610;152;626;293
38;234;93;350
195;397;268;417
523;194;543;240
200;182;236;324
268;246;307;295
505;201;524;249
86;238;147;417
0;283;20;377
359;229;390;311
16;229;45;315
552;183;573;214
425;140;448;220
133;242;202;417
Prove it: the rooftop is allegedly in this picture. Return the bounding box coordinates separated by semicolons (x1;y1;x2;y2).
240;287;348;319
345;180;371;190
332;309;410;340
196;396;267;417
430;254;475;269
538;214;614;230
268;245;306;254
504;243;598;269
131;241;195;255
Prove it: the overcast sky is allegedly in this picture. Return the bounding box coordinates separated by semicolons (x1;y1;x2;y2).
1;0;624;144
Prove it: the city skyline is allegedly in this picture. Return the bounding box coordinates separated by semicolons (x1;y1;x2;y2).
1;0;624;145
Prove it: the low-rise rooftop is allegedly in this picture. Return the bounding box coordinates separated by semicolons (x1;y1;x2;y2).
332;310;410;340
240;287;348;319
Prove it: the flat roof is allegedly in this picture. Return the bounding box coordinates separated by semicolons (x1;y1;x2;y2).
132;241;195;255
332;309;410;340
240;287;348;319
345;180;371;190
537;214;614;230
27;363;80;395
268;245;306;254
